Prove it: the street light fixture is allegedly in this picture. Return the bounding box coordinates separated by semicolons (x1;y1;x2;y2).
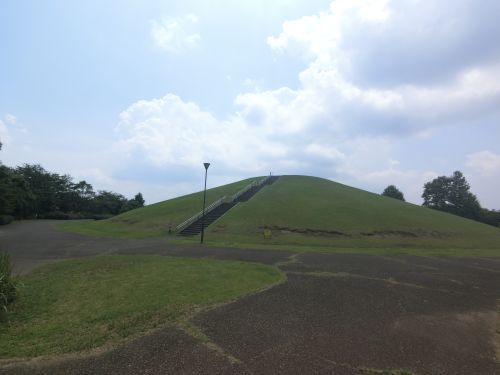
201;162;210;244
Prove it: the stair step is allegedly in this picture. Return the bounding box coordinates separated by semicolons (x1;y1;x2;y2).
178;176;280;236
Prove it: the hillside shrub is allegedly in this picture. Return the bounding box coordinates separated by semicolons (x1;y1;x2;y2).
0;252;17;319
38;211;113;220
0;215;14;225
382;185;405;201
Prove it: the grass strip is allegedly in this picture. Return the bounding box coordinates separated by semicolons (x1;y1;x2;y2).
0;255;283;359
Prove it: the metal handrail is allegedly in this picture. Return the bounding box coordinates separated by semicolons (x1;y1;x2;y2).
231;175;271;202
175;175;272;233
231;181;256;201
175;196;226;233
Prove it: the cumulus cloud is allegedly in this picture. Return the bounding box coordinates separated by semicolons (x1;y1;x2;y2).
5;114;17;125
269;0;500;87
0;114;20;147
267;0;500;136
466;151;500;176
116;94;288;173
116;0;500;204
464;151;500;208
0;114;30;152
114;92;435;203
0;119;8;146
151;14;201;54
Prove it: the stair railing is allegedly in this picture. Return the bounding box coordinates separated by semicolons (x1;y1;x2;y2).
230;181;257;202
175;175;273;234
175;196;226;233
230;175;271;202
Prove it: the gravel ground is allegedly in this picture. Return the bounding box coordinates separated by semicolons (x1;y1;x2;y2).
1;220;499;374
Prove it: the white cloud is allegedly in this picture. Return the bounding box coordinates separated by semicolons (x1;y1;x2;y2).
268;0;391;62
267;0;500;137
150;14;201;54
0;120;9;147
466;151;500;176
5;114;17;125
305;143;345;161
116;94;287;173
0;114;20;148
113;0;500;205
269;0;500;86
465;151;500;208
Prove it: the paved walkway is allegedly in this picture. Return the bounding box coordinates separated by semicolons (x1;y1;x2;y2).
1;221;499;374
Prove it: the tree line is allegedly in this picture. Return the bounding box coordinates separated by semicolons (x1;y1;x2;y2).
382;171;500;228
1;144;144;224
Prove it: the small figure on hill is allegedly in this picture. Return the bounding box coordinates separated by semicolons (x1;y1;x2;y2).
382;185;405;201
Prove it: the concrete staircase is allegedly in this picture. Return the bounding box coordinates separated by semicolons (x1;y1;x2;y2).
177;202;236;236
177;175;279;236
234;175;279;202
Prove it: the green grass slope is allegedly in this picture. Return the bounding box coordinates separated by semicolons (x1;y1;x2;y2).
60;174;500;255
60;177;260;237
205;176;500;254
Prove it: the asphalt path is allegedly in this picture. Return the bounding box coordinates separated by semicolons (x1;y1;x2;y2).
1;220;499;374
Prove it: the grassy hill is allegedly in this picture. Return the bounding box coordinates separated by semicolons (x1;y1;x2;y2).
61;175;500;255
204;176;500;254
60;177;260;237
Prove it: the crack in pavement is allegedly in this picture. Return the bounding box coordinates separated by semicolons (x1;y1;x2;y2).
285;270;462;295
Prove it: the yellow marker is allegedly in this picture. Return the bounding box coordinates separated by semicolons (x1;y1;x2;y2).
263;228;272;238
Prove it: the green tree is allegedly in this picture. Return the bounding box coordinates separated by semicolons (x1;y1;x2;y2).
0;146;140;220
134;192;145;206
120;192;146;213
422;171;481;220
479;208;500;228
14;165;90;216
381;185;405;201
91;191;127;215
15;164;57;215
71;180;95;213
0;165;16;217
1;146;35;219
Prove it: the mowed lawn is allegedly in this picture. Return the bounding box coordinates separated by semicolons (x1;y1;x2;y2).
59;175;500;255
0;256;282;359
205;176;500;254
59;177;261;238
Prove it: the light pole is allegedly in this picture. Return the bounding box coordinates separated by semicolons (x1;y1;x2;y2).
200;162;210;244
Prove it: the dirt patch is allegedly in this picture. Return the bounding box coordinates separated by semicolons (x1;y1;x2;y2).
117;219;139;224
261;226;448;239
261;225;348;237
360;230;418;238
359;229;449;238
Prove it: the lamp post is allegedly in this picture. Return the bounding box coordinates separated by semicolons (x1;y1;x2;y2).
200;162;210;244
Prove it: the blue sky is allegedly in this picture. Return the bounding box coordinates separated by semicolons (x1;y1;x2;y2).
1;0;500;208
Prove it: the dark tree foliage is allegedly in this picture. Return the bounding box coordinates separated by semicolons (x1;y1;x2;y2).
0;166;34;218
134;192;145;206
120;192;146;213
480;209;500;228
422;171;482;220
382;185;405;201
0;150;145;221
15;164;69;215
92;191;127;216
